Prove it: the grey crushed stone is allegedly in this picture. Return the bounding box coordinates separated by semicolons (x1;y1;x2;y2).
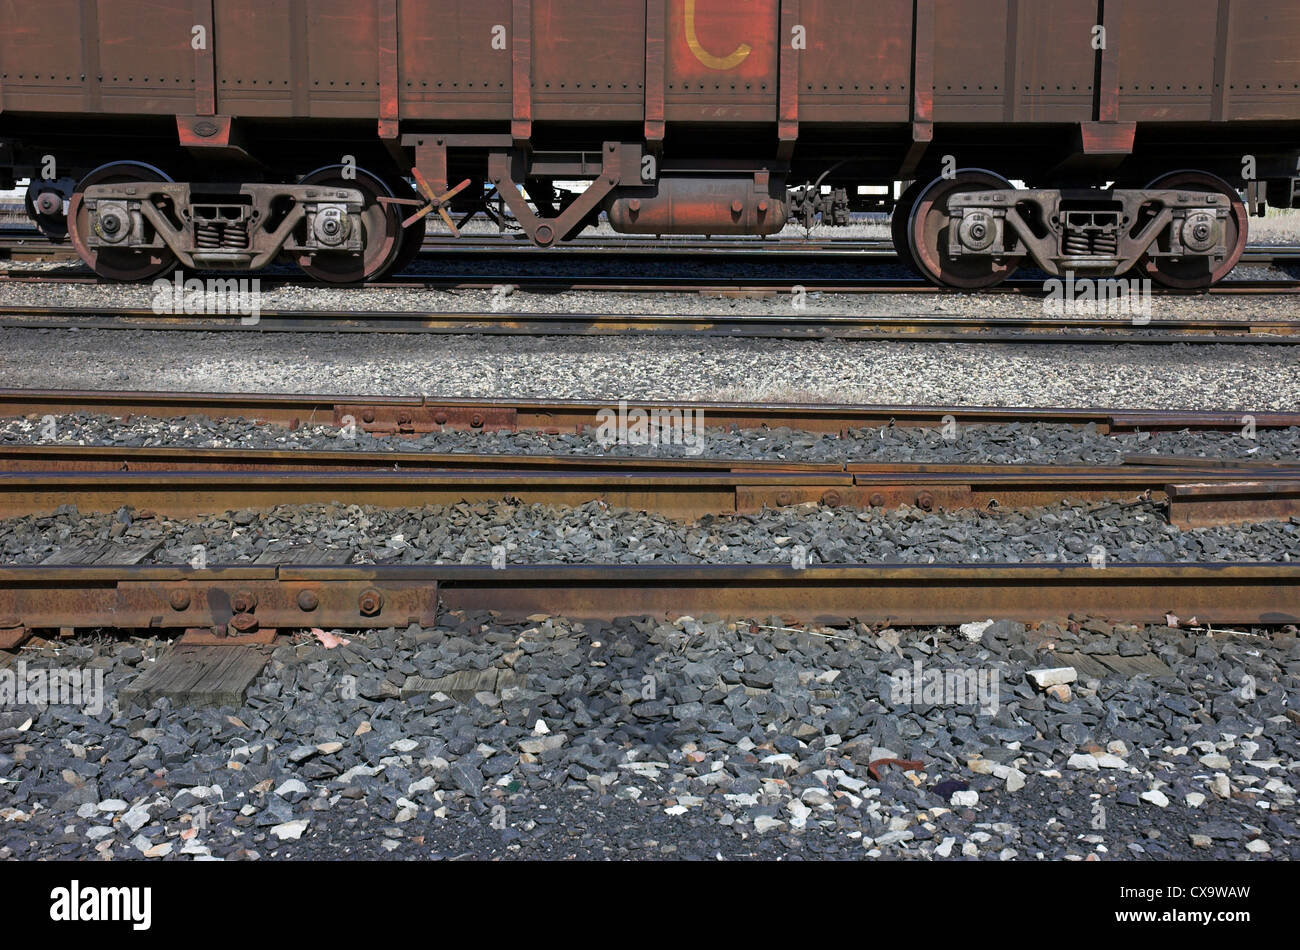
1;616;1296;860
3;500;1296;566
0;327;1297;410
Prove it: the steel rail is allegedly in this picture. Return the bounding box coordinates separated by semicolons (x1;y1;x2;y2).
0;444;841;474
3;305;1299;343
368;275;1300;296
0;465;1295;526
3;443;1292;477
408;237;1300;265
3;390;1296;435
0;564;1296;639
2;270;1298;295
2;228;1298;263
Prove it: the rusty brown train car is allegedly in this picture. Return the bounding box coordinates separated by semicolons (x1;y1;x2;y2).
2;0;1299;287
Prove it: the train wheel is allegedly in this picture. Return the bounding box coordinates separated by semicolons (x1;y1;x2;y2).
907;169;1023;289
1136;171;1248;289
25;177;74;242
67;161;178;281
380;175;428;278
890;180;926;275
296;166;402;283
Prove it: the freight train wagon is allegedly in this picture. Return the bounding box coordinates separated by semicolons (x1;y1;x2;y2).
2;0;1299;286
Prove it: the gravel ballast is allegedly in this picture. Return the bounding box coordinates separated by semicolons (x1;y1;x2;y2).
4;412;1298;465
3;500;1296;566
0;327;1297;410
1;615;1295;860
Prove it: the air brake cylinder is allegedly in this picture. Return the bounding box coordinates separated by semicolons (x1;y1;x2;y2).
604;172;789;235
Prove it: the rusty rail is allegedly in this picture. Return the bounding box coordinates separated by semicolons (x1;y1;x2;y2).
0;444;839;474
2;443;1292;478
0;393;1295;647
1166;480;1300;529
2;271;1298;296
3;305;1300;343
0;463;1296;526
4;229;1299;262
3;390;1298;435
1;564;1297;646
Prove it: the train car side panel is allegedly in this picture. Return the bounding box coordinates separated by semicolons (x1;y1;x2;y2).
213;0;295;117
796;0;913;126
1222;0;1300;121
531;0;646;123
397;0;512;123
0;0;196;116
1116;0;1218;122
932;0;1095;123
305;0;380;119
96;0;197;114
213;0;380;119
663;0;779;123
1011;0;1096;122
0;0;90;113
930;0;1011;122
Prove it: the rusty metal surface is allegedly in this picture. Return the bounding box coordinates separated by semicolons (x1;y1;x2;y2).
4;270;1298;295
1123;454;1300;471
7;443;1289;481
1;0;1298;155
1;564;1296;631
0;444;841;475
392;563;1300;625
0;0;196;114
604;175;790;236
1116;0;1300;123
1117;0;1218;122
932;0;1097;123
0;469;850;520
0;460;1297;526
0;564;440;635
796;0;912;125
5;305;1300;344
3;390;1299;437
1167;480;1300;528
531;0;645;123
397;0;510;123
213;0;381;119
664;0;778;122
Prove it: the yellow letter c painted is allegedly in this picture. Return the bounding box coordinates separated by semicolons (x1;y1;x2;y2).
684;0;752;70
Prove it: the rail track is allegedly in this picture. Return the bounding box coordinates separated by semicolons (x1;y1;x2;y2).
3;305;1299;343
3;564;1296;647
3;269;1297;296
2;228;1299;298
0;389;1297;646
4;226;1300;264
5;388;1299;432
0;454;1296;526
